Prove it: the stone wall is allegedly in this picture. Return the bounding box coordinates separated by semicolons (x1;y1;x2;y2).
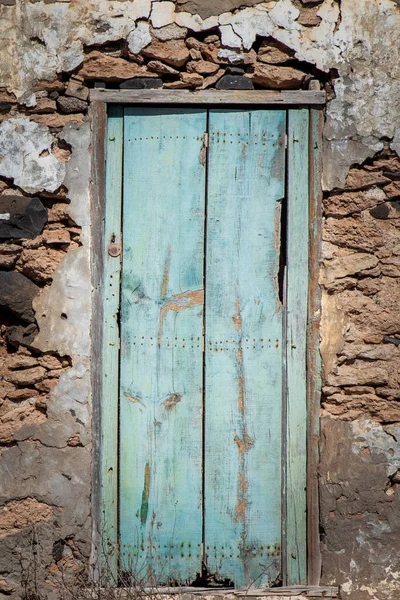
319;153;400;598
0;0;400;598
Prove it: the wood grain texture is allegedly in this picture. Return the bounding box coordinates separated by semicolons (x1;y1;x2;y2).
90;89;326;106
285;109;309;585
101;105;123;574
204;109;286;587
119;107;207;583
307;108;324;586
91;100;107;576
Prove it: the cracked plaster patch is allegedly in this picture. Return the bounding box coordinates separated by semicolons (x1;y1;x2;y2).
0;0;399;185
0;118;65;193
127;20;152;54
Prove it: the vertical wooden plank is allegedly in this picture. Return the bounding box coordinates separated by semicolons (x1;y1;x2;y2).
307;108;323;586
101;105;123;576
205;109;286;588
119;108;206;584
286;109;309;585
91;100;107;580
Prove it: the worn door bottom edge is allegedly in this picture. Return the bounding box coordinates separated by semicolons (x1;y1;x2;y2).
84;586;339;598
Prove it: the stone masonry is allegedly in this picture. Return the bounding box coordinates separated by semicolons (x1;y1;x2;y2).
1;0;400;598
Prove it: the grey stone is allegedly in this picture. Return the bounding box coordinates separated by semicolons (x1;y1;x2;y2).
370;203;390;219
175;0;262;20
56;96;88;114
5;323;39;347
0;271;39;323
0;196;47;239
119;77;163;89
225;66;245;75
215;74;254;90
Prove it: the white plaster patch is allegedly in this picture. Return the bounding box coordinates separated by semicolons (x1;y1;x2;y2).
33;122;92;356
127;20;151;54
268;0;300;30
317;0;340;24
220;24;242;49
0;118;65;193
150;1;176;28
219;5;274;50
174;11;218;32
218;48;245;64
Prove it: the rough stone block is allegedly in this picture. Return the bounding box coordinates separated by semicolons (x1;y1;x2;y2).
186;59;220;75
147;60;179;75
5;323;38;348
65;79;89;102
0;271;39;323
175;0;261;20
17;247;65;283
5;366;46;385
119;77;163;89
0;196;47;240
79;51;157;81
180;72;203;87
258;40;293;64
215;74;254;90
56;96;88;114
248;63;305;89
7;354;39;370
297;6;322;27
142;38;190;67
370;202;400;220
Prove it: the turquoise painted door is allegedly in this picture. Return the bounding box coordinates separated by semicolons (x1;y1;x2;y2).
104;106;310;588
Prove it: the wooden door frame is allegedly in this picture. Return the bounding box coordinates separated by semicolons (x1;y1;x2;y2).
90;90;324;588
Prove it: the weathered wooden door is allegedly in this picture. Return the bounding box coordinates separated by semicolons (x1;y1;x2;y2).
102;106;312;588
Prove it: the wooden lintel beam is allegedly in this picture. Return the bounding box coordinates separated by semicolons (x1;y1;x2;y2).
90;89;326;105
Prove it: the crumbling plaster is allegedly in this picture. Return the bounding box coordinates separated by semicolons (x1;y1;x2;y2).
320;418;400;599
1;0;400;188
0;121;92;597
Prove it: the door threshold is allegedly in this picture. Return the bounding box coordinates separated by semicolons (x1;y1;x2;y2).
88;586;339;599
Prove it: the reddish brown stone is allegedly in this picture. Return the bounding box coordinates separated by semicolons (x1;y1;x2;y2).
324;187;386;217
32;79;65;93
147;60;179;75
5;366;46;386
297;5;322;26
179;72;204;87
186;60;220;75
43;229;71;245
142;39;190;67
257;40;293;64
248;63;305;89
345;168;390;190
30;98;57;114
79;51;156;80
7;388;39;401
16;247;65;283
30;113;84;128
65;79;89;102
